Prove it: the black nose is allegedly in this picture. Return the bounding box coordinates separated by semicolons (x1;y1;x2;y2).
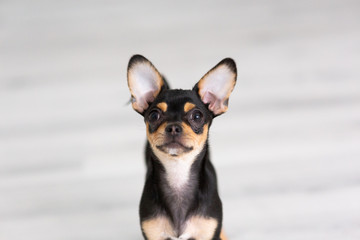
165;124;182;136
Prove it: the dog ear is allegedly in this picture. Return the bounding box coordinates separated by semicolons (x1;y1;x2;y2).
193;58;237;116
127;55;167;114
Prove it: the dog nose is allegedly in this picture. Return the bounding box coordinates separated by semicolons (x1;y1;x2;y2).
165;124;182;136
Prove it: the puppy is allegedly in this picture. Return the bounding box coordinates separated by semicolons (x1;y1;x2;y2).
127;55;237;240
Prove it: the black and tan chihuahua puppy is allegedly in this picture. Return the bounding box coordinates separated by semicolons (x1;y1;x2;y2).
127;55;237;240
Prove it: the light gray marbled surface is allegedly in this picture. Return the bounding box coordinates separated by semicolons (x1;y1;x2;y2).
1;0;360;239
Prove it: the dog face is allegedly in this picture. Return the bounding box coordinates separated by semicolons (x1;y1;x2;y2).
145;89;211;157
127;55;236;159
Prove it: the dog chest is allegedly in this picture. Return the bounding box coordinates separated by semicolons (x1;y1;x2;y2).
141;215;218;240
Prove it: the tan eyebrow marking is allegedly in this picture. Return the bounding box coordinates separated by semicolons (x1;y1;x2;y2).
184;102;196;113
156;102;168;112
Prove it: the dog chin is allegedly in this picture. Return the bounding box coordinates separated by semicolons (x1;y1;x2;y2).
167;147;182;156
156;142;193;157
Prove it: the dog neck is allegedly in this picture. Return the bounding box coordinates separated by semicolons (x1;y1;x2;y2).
147;142;208;232
149;138;207;192
160;152;203;191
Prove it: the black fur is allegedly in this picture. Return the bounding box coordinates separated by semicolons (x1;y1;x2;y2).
140;88;222;239
140;141;223;239
128;54;236;240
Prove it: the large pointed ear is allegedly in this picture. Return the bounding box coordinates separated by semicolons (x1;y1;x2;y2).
127;55;167;114
193;58;237;116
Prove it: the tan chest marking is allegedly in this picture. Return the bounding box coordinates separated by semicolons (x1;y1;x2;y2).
180;216;218;240
142;216;175;240
142;216;218;240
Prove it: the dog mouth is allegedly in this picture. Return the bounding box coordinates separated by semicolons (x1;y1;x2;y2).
156;141;193;156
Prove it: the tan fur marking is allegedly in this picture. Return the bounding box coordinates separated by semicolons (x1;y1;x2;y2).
157;102;168;112
180;216;218;240
141;216;175;240
220;229;228;240
146;122;167;149
181;123;209;151
184;102;196;113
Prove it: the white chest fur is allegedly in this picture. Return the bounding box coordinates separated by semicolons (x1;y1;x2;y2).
154;147;203;192
162;156;193;191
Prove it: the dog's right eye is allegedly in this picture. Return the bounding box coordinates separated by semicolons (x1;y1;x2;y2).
149;110;161;122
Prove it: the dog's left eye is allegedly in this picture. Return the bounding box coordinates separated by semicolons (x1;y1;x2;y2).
149;110;161;122
189;110;203;123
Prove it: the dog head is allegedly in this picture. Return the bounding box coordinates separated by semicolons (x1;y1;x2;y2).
127;55;237;159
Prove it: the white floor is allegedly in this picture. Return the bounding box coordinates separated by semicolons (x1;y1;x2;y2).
1;0;360;239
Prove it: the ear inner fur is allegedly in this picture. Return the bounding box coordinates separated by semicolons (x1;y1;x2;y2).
196;59;237;115
127;55;164;113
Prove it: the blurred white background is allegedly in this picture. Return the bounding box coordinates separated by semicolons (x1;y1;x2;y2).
1;0;360;239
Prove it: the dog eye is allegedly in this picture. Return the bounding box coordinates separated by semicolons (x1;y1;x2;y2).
149;110;161;122
190;110;203;123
